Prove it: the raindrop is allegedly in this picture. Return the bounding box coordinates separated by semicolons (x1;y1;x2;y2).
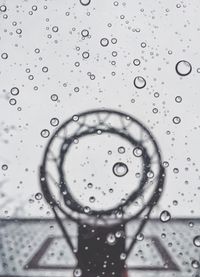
112;162;128;177
133;147;143;157
133;76;146;89
42;66;48;73
35;193;43;200
52;26;59;32
50;94;58;101
173;116;181;124
107;233;116;245
41;129;50;138
82;51;89;59
10;87;19;96
74;268;82;277
100;38;109;47
175;60;192;76
120;253;126;260
118;146;125;154
79;0;91;6
147;171;154;178
81;29;89;37
160;210;171;223
1;164;8;170
89;196;95;203
50;118;59;127
87;183;93;188
9;98;17;105
136;233;144;241
193;236;200;247
1;53;8;59
84;206;90;213
0;5;7;12
191;260;200;269
175;96;182;103
133;59;141;66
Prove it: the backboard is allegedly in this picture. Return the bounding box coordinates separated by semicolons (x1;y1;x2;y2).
0;218;200;277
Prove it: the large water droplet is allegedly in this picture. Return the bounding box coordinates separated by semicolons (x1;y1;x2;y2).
193;236;200;247
133;76;146;89
191;260;200;269
112;162;128;177
175;60;192;76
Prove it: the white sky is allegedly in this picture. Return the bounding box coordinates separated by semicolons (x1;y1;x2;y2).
0;0;200;219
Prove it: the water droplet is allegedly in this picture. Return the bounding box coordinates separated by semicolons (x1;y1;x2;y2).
81;29;89;37
41;129;50;138
89;196;95;203
35;193;43;200
133;59;140;66
136;233;144;241
120;253;126;260
160;210;171;223
9;98;17;105
42;66;48;73
107;233;116;245
10;87;19;96
191;260;200;269
133;147;143;157
175;60;192;76
147;171;154;178
133;76;146;89
52;26;59;32
175;96;182;103
87;183;93;188
82;51;89;59
1;164;8;170
173;116;181;124
84;206;90;213
1;53;8;59
79;0;91;5
100;38;109;47
0;5;7;12
50;118;59;127
112;162;128;177
193;236;200;247
118;146;125;154
50;94;58;101
173;168;179;174
74;268;82;277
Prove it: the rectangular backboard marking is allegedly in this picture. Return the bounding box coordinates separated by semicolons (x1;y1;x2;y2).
25;235;179;271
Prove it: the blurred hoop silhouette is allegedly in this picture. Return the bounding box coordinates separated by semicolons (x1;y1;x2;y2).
40;109;165;276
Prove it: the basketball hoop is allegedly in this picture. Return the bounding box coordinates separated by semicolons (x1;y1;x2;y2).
40;109;165;277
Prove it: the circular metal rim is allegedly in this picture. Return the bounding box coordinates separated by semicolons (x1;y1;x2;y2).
40;109;165;225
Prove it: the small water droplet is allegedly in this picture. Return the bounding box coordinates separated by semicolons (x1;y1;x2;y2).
160;210;171;223
133;147;143;157
41;129;50;138
107;233;116;245
118;146;125;154
74;268;82;277
1;164;8;170
35;193;43;200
